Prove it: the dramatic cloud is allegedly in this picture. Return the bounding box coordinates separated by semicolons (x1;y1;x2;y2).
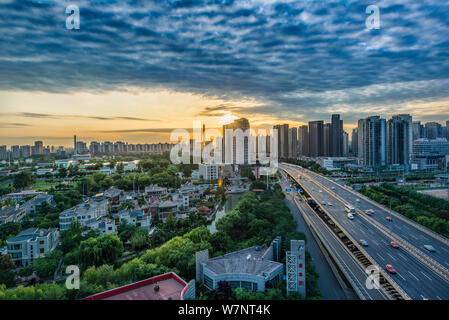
1;0;449;123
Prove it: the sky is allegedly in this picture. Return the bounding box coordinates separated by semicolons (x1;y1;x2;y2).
1;0;449;147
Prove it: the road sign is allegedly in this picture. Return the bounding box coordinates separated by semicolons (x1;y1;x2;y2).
285;188;291;192
296;189;302;193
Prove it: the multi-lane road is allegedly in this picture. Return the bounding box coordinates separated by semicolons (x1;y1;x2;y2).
281;163;449;300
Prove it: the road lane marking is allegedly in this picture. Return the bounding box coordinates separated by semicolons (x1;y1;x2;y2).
386;253;397;261
398;253;408;261
397;274;406;281
408;272;419;282
420;271;432;281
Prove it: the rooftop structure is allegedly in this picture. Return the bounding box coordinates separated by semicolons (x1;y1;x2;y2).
83;272;195;300
197;237;283;292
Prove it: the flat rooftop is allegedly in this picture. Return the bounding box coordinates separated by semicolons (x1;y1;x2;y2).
83;272;187;301
205;245;283;277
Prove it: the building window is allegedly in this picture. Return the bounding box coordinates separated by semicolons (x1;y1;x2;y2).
204;275;213;290
40;248;44;254
39;241;44;245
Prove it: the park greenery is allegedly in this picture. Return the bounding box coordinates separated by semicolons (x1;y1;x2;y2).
0;186;321;300
360;183;449;237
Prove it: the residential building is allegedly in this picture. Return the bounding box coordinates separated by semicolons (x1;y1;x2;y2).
308;121;324;158
118;209;152;230
323;123;331;157
85;217;116;235
298;125;309;156
351;128;358;156
199;163;218;181
223;118;250;164
386;114;413;166
6;228;59;266
425;122;443;139
0;205;26;224
343;131;349;156
413;121;425;141
24;194;54;214
360;116;386;167
59;199;108;231
288;127;297;158
145;186;168;197
330;114;343;157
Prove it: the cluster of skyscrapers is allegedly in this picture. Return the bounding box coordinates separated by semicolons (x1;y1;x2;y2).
0;141;59;160
353;117;449;170
276;114;348;159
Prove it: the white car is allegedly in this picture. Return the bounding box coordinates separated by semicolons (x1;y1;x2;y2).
347;213;354;220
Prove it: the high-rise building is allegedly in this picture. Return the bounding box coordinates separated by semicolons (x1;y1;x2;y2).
323;123;331;157
11;145;20;159
76;141;88;154
34;141;43;155
412;121;425;141
330;114;343;157
0;145;7;160
288;127;297;159
386;114;413;166
20;145;31;158
223;118;250;164
361;116;386;167
89;141;101;154
273;124;289;159
357;119;365;159
343;131;349;156
298;126;309;156
308;121;324;158
425;122;443;140
351;128;358;156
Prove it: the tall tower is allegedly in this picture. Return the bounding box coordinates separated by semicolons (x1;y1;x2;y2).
74;135;77;154
286;240;306;297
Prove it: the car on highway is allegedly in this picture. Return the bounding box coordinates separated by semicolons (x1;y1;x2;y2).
347;213;354;220
359;239;368;247
321;201;326;205
390;241;399;249
328;202;333;206
386;264;397;274
424;245;436;252
331;187;335;190
356;199;360;202
386;216;392;222
365;209;374;215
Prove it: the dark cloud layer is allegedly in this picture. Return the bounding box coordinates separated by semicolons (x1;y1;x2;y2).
1;0;449;124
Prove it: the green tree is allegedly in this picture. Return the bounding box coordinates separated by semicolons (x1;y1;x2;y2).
13;170;36;189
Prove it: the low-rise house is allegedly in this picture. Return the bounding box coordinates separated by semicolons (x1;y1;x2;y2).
145;185;168;197
0;204;26;224
104;187;124;210
118;209;152;230
24;194;54;214
1;190;47;202
85;217;116;235
158;200;178;220
6;227;59;266
59;199;108;231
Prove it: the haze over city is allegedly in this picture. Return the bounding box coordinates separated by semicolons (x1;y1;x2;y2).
1;0;449;147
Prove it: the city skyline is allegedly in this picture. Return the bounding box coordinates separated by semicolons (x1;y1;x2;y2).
1;1;449;146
